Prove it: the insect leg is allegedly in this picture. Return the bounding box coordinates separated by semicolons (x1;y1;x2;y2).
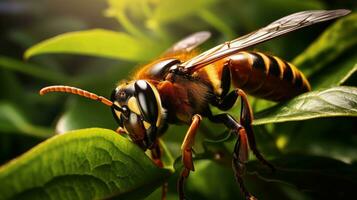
115;127;126;134
237;89;275;171
151;140;164;168
178;114;202;200
213;80;274;171
151;141;168;200
208;113;254;200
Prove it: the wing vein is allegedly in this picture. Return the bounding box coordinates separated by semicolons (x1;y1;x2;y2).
182;9;350;73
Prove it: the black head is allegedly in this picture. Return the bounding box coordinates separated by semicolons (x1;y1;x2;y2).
111;80;166;150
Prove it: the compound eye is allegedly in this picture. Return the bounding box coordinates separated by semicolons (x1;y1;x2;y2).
134;80;159;125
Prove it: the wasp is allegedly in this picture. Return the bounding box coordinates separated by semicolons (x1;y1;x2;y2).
39;9;350;200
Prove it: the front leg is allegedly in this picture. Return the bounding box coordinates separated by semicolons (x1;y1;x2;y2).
178;114;202;200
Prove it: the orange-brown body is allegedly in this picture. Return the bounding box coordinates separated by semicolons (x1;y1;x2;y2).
133;51;311;124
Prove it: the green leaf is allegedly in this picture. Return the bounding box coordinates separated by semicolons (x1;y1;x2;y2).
272;117;357;163
0;102;53;138
149;0;216;25
186;160;241;199
0;128;170;200
253;86;357;125
292;13;357;90
247;155;357;199
197;9;235;39
293;13;357;78
309;56;356;89
105;0;150;39
24;29;160;62
187;160;310;200
0;56;69;83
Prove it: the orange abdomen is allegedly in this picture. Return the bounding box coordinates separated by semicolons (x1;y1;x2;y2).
206;51;311;101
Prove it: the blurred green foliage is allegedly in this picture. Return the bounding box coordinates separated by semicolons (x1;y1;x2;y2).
0;0;356;199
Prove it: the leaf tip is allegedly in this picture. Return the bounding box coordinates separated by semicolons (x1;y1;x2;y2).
23;48;34;60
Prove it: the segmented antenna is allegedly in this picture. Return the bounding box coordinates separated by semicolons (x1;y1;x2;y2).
39;85;114;107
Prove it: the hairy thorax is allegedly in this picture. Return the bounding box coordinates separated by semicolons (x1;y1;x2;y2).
156;73;212;124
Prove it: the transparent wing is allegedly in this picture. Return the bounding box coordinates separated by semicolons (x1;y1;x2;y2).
163;31;211;55
182;9;350;73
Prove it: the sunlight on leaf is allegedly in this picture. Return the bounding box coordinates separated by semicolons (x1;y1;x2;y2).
150;0;216;25
105;0;150;39
254;86;357;125
0;128;170;200
25;29;160;62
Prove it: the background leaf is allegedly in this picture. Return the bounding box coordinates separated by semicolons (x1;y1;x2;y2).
186;159;315;200
294;13;357;79
55;99;116;133
149;0;216;25
271;117;357;163
0;102;53;138
0;56;69;83
24;29;161;62
0;128;170;200
309;58;356;90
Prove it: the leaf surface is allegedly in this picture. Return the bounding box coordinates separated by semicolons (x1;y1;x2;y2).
25;29;160;62
0;128;170;200
254;86;357;125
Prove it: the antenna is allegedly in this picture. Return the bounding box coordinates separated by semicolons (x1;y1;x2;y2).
39;85;124;112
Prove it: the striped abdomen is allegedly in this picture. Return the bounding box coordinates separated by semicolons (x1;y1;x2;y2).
228;51;310;101
202;51;311;101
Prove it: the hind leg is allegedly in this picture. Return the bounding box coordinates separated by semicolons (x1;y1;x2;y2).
208;113;255;199
236;89;275;171
213;64;274;171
